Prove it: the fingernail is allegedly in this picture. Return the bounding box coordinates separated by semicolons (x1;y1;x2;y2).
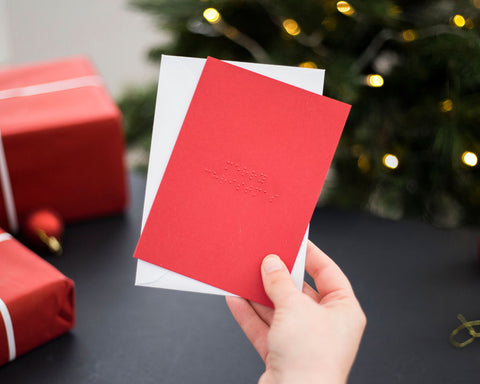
263;254;282;273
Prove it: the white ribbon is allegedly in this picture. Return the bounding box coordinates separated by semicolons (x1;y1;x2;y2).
0;232;12;242
0;75;102;100
0;74;103;233
0;298;16;362
0;233;15;361
0;130;17;233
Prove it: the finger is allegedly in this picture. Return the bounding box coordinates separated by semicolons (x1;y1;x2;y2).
306;241;354;301
225;296;269;361
250;301;274;326
261;254;299;308
258;371;275;384
302;281;321;303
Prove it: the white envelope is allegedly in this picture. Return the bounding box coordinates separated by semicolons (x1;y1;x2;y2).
135;55;325;297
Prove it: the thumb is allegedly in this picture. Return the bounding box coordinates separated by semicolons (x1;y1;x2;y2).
261;254;299;307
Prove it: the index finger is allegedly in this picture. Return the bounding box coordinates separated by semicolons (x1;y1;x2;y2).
306;240;354;300
225;296;269;362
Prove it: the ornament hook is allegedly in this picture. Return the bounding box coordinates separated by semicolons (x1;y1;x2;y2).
35;228;63;255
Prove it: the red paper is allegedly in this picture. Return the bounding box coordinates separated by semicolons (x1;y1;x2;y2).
0;57;127;230
134;57;350;306
0;229;75;366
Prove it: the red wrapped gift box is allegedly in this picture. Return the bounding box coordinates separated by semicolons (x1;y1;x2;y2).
0;229;75;366
0;57;128;231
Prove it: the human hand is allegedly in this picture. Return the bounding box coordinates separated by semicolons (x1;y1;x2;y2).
226;240;366;384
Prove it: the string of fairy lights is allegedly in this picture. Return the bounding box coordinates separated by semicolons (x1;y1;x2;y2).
202;2;479;171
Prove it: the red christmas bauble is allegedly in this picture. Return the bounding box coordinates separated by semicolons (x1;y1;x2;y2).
22;208;64;255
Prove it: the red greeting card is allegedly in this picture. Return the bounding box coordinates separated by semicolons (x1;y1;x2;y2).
133;57;350;306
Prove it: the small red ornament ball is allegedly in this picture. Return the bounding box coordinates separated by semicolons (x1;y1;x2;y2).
22;208;64;254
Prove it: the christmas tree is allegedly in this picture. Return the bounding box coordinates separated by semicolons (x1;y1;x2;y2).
120;0;480;227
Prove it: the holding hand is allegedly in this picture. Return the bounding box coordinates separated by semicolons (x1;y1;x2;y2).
226;241;366;384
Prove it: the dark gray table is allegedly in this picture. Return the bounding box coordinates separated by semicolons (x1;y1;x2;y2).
0;173;479;383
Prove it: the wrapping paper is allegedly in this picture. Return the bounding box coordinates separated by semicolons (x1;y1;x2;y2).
0;56;128;231
0;229;75;366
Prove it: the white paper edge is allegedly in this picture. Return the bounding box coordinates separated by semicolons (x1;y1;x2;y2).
135;55;324;296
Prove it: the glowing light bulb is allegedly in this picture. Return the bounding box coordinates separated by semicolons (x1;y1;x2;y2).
366;74;384;87
462;151;478;167
453;14;466;28
383;154;399;169
203;8;221;24
283;19;301;36
402;29;417;42
336;1;355;16
440;99;453;112
299;61;318;68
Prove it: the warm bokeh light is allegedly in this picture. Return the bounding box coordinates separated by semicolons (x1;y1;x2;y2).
402;29;417;42
366;74;384;87
383;154;399;169
283;19;301;36
357;154;371;173
452;14;466;28
474;0;480;9
388;5;403;16
462;151;478;167
440;99;453;112
336;1;355;16
203;8;221;24
322;17;337;31
299;61;318;68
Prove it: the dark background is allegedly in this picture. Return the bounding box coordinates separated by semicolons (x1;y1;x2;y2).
0;173;479;383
